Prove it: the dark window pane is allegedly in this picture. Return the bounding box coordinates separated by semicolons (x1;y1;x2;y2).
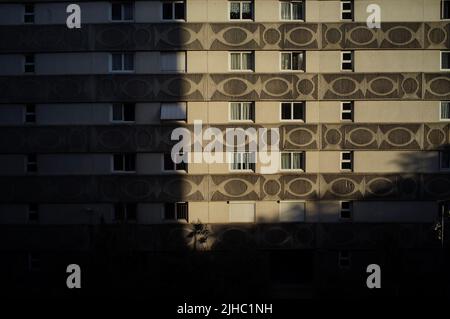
162;3;173;19
342;152;352;160
24;15;34;23
342;162;352;170
342;112;352;120
292;2;304;20
25;55;34;64
174;2;185;19
293;103;304;119
442;52;450;69
113;154;123;171
123;3;133;20
342;62;353;70
114;204;125;221
341;201;350;210
230;2;240;19
343;52;352;60
112;54;122;70
342;11;353;20
123;103;135;121
25;4;34;13
164;203;175;219
241;2;252;19
111;4;122;20
124;154;135;171
342;2;352;10
24;65;34;73
443;1;450;19
124;54;134;70
176;202;188;221
126;204;137;221
112;103;123;121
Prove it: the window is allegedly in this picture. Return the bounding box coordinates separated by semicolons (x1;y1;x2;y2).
113;154;136;172
230;152;255;171
281;152;305;171
24;54;35;73
340;201;353;220
26;154;37;173
281;102;304;121
280;1;304;20
341;101;353;121
442;0;450;19
441;101;450;120
340;0;353;21
110;53;134;72
441;51;450;70
440;151;450;170
338;251;351;269
229;202;255;222
164;202;189;221
341;51;353;71
160;102;187;121
24;3;34;23
229;1;253;20
114;203;137;222
28;204;39;223
340;151;353;171
163;153;187;172
112;103;135;122
230;102;254;121
279;201;305;222
160;52;186;72
281;52;305;71
162;1;185;20
229;52;253;71
111;2;134;21
28;253;40;272
25;104;36;123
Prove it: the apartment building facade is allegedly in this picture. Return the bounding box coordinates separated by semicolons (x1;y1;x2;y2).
0;0;449;298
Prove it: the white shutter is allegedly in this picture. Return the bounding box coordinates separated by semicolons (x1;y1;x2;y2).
160;102;187;120
229;202;255;222
279;201;305;222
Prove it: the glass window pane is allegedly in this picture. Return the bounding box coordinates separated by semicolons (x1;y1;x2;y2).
164;203;175;219
230;53;241;70
174;2;185;19
230;2;240;19
342;2;352;10
293;103;304;119
162;3;173;19
292;153;302;169
442;152;450;168
242;2;252;19
112;54;122;70
444;1;450;19
292;2;303;20
123;3;133;20
281;2;291;20
442;102;450;119
123;104;135;121
111;4;122;20
242;52;252;70
114;154;123;171
342;152;351;160
242;102;252;120
281;53;291;70
281;153;291;169
112;103;123;121
442;52;450;69
124;54;134;70
281;103;292;119
125;154;135;171
342;162;352;170
230;102;241;120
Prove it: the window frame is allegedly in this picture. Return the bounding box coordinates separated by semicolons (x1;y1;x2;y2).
280;151;305;171
24;103;36;124
229;101;255;122
280;51;305;71
229;51;254;72
340;151;353;171
161;0;186;21
23;3;35;24
229;151;256;172
440;101;450;121
279;1;305;21
162;152;188;173
111;103;135;123
114;203;137;222
442;0;450;20
440;51;450;71
112;153;136;173
280;101;305;121
228;1;254;21
163;202;189;222
160;102;187;121
440;151;450;171
340;101;354;122
339;201;353;221
341;50;354;71
160;51;187;73
24;54;35;73
110;2;134;22
109;53;135;73
340;0;354;21
26;154;37;173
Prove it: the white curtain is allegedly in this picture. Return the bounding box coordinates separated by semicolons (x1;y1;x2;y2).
242;53;252;70
230;53;241;70
230;102;241;120
280;2;291;20
292;152;303;169
281;53;291;70
281;152;291;169
441;102;450;119
160;102;187;120
242;102;252;120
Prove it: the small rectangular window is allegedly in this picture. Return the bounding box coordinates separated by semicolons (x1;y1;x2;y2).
113;154;136;172
24;54;35;73
24;3;34;24
114;203;137;222
441;102;450;120
281;102;304;121
230;152;256;171
341;101;353;121
281;52;305;71
26;154;37;173
112;103;135;122
281;152;305;171
229;1;253;20
164;202;189;221
441;51;450;70
111;2;134;21
160;51;186;72
280;1;304;21
340;151;353;171
440;151;450;170
162;1;185;20
230;102;254;121
341;51;353;71
28;204;39;222
340;0;353;21
338;251;351;269
163;153;187;172
25;104;36;123
442;0;450;19
229;52;254;71
340;201;353;220
160;102;187;121
110;53;134;72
